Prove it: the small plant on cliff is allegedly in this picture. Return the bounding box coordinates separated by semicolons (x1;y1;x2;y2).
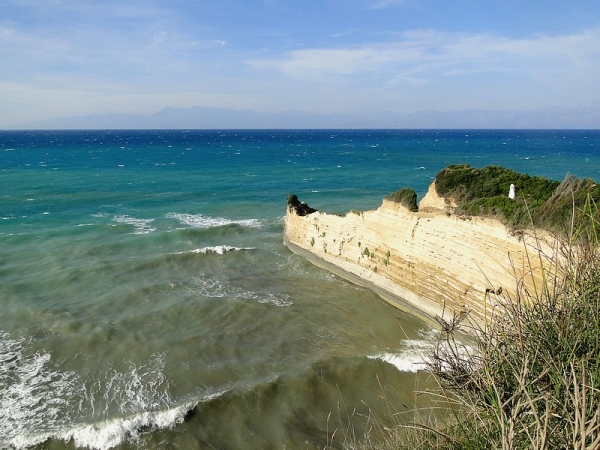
385;188;419;212
382;250;391;266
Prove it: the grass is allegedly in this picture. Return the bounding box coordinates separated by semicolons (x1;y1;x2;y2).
331;194;600;450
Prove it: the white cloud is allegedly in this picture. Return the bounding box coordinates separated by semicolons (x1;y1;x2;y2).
250;28;600;84
331;28;362;38
0;26;16;37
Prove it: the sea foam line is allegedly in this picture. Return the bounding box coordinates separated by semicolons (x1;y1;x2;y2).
166;212;265;229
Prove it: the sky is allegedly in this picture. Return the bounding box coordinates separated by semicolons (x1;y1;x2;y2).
2;0;600;128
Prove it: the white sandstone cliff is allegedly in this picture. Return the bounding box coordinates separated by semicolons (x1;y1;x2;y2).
284;182;555;328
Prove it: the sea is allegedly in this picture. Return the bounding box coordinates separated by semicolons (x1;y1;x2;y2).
1;129;599;450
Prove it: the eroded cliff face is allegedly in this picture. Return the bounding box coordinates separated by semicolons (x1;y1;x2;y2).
284;182;555;328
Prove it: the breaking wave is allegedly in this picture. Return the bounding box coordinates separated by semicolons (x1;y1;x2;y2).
0;332;197;450
177;245;255;255
370;329;476;373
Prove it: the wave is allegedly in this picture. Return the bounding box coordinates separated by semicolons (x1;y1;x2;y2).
177;245;255;255
0;332;199;450
370;351;429;373
166;213;265;229
193;274;293;307
370;329;476;373
369;329;439;373
112;215;156;235
9;401;197;450
0;332;80;449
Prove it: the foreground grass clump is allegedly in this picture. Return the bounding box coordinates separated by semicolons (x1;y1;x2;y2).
435;164;600;234
385;188;419;212
347;198;600;450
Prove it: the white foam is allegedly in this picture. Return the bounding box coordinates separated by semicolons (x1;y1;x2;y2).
194;275;292;307
187;245;254;255
369;333;435;373
166;213;264;229
0;332;81;448
9;402;198;450
370;329;476;373
57;402;197;450
112;215;156;235
254;292;293;307
0;333;195;450
371;351;428;373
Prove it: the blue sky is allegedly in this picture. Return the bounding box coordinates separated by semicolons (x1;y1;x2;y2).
2;0;600;127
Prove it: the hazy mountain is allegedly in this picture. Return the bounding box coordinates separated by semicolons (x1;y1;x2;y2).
22;107;354;130
17;105;600;129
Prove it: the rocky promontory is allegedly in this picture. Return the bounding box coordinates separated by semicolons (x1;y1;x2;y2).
284;165;594;328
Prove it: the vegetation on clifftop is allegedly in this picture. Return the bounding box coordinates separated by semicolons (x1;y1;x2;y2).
385;188;419;212
434;164;600;234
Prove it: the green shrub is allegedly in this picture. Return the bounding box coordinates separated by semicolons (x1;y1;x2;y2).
432;164;600;235
385;188;419;212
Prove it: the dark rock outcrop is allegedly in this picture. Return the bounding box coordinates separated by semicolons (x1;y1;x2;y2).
287;194;317;216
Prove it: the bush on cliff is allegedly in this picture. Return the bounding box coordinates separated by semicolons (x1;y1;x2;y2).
434;164;600;235
385;188;419;212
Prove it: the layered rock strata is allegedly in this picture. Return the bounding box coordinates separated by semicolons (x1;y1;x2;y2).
284;182;555;329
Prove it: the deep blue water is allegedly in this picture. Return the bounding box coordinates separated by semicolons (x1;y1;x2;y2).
1;129;598;449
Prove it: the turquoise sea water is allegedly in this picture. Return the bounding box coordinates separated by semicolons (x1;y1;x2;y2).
1;129;599;449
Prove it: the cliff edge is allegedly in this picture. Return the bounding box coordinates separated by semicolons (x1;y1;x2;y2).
284;182;554;328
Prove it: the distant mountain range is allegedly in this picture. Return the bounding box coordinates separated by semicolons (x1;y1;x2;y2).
18;105;600;129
